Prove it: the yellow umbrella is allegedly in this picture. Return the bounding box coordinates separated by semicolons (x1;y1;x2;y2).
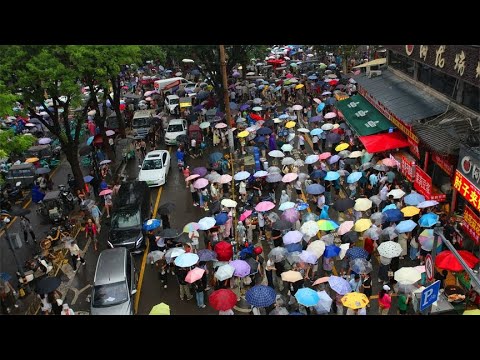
463;309;480;315
285;121;296;129
295;84;304;90
25;157;40;163
354;219;372;232
401;206;420;217
335;143;349;152
354;198;373;212
149;302;171;315
237;130;249;138
281;270;303;283
341;292;369;309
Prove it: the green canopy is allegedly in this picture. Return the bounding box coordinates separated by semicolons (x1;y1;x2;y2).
336;95;393;136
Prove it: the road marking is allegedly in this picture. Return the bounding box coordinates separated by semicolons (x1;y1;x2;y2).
71;284;92;305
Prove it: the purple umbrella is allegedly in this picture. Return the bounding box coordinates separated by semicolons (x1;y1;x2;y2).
229;260;251;278
299;250;318;264
281;208;300;223
328;155;340;164
193;178;209;189
309;115;322;123
266;173;283;183
328;276;351;295
197;249;217;262
240;104;250;111
193;104;204;112
192;167;208;177
283;230;303;245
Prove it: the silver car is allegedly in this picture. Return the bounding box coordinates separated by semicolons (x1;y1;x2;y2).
91;247;138;315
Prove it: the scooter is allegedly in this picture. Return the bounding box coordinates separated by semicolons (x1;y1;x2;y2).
58;184;76;211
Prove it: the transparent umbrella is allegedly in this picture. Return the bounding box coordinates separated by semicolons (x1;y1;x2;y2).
349;258;373;274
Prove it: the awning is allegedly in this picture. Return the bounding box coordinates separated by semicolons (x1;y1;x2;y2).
358;131;410;153
336;95;393;136
353;58;387;68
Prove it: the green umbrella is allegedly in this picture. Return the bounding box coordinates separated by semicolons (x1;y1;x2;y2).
149;303;171;315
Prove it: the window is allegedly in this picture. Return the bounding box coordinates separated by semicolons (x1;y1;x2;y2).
141;159;163;170
111;210;141;229
462;81;480;113
167;124;184;132
418;63;458;99
92;282;128;307
388;51;414;78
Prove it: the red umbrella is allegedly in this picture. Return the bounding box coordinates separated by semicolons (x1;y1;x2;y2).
209;289;238;311
435;250;479;272
214;241;233;261
250;113;263;121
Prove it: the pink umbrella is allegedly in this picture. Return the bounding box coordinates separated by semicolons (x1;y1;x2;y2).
313;276;330;286
145;97;153;101
185;267;206;284
319;152;332;160
324;112;337;119
218;174;233;184
286;73;294;79
239;210;252;222
193;178;209;189
255;201;275;212
282;173;298;183
105;130;115;136
313;98;322;104
382;158;397;167
282;208;300;223
215;123;227;129
283;230;303;245
99;189;113;196
185;174;201;182
337;221;354;236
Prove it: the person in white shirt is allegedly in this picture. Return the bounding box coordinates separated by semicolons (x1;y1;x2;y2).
297;134;305;153
279;190;290;205
316;194;325;212
238;181;247;202
379;184;389;201
189;230;200;252
312;135;320;152
294;179;303;198
61;303;75;315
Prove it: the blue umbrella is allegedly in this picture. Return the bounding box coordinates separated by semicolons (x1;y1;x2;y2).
324;171;340;181
310;170;327;179
306;184;325;195
257;127;273;136
215;212;229;225
404;192;426;206
83;175;94;183
347;172;362;184
295;288;320;307
328;276;351;295
274;86;282;92
323;245;341;258
396;220;417;233
285;243;303;253
254;136;266;144
245;285;276;307
296;202;309;211
382;204;398;212
86;136;94;145
239;245;255;260
310;128;323;136
197;249;217;262
419;213;439;228
258;85;265;90
143;219;161;231
316;103;325;112
174;253;199;268
229;102;238;110
326;97;336;106
279;114;290;119
240;104;250;111
209;152;224;163
308;75;318;80
0;272;12;281
382;209;404;223
346;246;369;260
193;104;204;112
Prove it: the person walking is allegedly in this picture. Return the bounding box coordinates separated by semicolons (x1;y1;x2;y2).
192;276;206;309
89;203;102;233
20;215;36;244
85;218;99;251
103;192;113;218
361;273;372;307
66;240;86;271
176;266;193;301
60;303;75;315
378;285;392;315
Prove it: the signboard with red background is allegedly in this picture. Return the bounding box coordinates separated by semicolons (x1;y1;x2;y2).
454;170;480;213
414;165;447;202
462;206;480;245
432;153;455;177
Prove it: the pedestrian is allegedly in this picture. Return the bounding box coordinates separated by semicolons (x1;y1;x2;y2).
47;289;63;315
156;258;168;289
176;266;193;301
397;231;408;259
361;273;372;307
236;221;246;244
189;229;200;252
349;274;362;292
60;303;75;315
66;240;86;271
378;285;392;315
192;276;206;309
322;256;334;276
334;292;344;315
378;255;391;284
189;181;199;206
397;292;410;315
20;215;36;244
89;203;102;233
103;192;113;218
279;190;290;206
0;279;17;314
85;218;99;251
239;180;247;202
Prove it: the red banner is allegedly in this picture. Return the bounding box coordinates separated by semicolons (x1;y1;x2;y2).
414;165;432;198
432;153;455;177
462;206;480;245
408;137;420;159
401;156;416;182
454;170;480;213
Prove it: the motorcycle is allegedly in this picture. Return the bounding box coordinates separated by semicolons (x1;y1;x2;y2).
3;182;23;202
58;184;76;211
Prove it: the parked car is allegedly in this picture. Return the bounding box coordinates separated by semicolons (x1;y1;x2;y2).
91;247;138;315
132;109;155;139
164;118;187;146
138;150;171;187
164;94;180;115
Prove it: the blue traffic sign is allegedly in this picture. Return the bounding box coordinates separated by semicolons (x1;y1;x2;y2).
420;280;441;311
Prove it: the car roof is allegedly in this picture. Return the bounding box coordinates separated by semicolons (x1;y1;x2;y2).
168;118;185;125
166;95;179;100
114;180;149;208
10;163;35;170
94;248;127;286
145;150;168;159
133;110;155;119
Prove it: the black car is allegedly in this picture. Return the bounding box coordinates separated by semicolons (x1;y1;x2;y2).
108;181;151;254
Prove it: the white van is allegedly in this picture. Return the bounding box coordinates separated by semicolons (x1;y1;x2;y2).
164;95;180;115
164;118;187;146
154;77;190;93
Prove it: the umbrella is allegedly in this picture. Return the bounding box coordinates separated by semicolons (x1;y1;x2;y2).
321;123;333;131
199;121;211;129
404;192;426;206
229;260;251;278
174;253;199;268
255;201;275;212
245;257;259;275
348;151;363;159
328;276;351;295
185;174;201;182
149;303;171;315
267;166;281;174
377;241;403;258
209;152;224;163
382;209;404;223
214;213;228;225
328;155;340;164
326;132;341;144
285;243;303;253
335;143;349;152
324;171;340;181
387;189;406;199
382;204;398;212
143;219;162;231
281;157;295;166
323;245;341;258
294;159;305;167
253;170;269;178
354;219;372;232
281;270;303;282
354;198;372;212
239;210;253;222
347;172;363;184
401;206;421;217
318;152;331;161
269;247;289;263
417;200;439;209
272;219;293;231
214;264;235;281
382;158;397;167
299;250;318;264
463;309;480;315
394;267;422;284
310;128;323;137
159;228;181;238
267;212;280;222
359;162;373;171
35;276;61;294
0;272;12;281
317;219;339;231
183;222;200;233
297;127;310;134
157;202;175;215
342;231;359;244
395;219;417;233
419;213;439;228
338;151;351;160
99;189;113;196
253;98;262;104
221;198;237;208
300;221;319;237
350;258;373;274
282;173;298;183
373;164;389;172
257;127;272;136
185;267;206;284
35;167;51;175
193;178;209;189
295;288;320;307
435;250;479;272
314;290;333;314
346;247;369;260
305;155;319;165
197;249;217;262
245;285;276;308
306;240;326;258
370;196;382;207
234;171;251;181
209;289;237;311
281;144;293;152
205;173;221;183
237;130;249;138
268;150;285;158
25;157;39;163
38;137;52;145
279;202;296;211
282;208;300;223
333;198;355;212
341;292;369;309
285;121;296;129
82;175;94;183
418;229;435;251
306;184;325;195
214;241;233;261
338;221;354;236
192;167;208;177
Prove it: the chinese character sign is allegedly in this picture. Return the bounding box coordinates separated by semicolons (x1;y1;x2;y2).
408;138;420;159
432;153;454;177
462;206;480;245
414;166;432;198
401;156;416;182
454;170;480;213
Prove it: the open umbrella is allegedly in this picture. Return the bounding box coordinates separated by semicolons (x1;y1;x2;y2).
214;213;228;225
253;170;269;178
388;189;406;199
305;154;319;164
221;198;237;208
282;157;295;166
281;208;300;223
268;150;285;158
401;206;421;217
395;219;417;233
35;167;51;175
435;250;479;272
354;198;372;212
279;202;296;211
185;267;206;284
306;240;326;258
338;221;354;236
404;192;426;206
418;229;435;251
198;217;216;231
214;264;235;281
272;219;293;231
323;245;341;258
314;290;332;314
245;285;276;308
209;289;237;311
269;247;289;263
394;267;422;284
234;171;251;181
157;202;175;215
149;303;171;315
382;209;404;223
310;170;327;179
229;260;251;278
193;178;209;189
328;276;351;295
266;173;283;183
300;220;319;237
255;201;275;212
38;137;52;145
341;292;369;309
143;219;161;231
214;241;233;261
317;219;339;231
349;258;373;274
419;213;439;228
239;210;253;222
299;250;318;264
306;184;325;195
295;288;320;307
354;219;372;232
382;204;398;213
377;241;403;258
416;200;439;209
174;253;199;268
342;231;359;244
281;270;303;282
282;172;298;183
197;249;217;262
346;247;369;260
324;171;340;181
183;222;200;233
35;276;61;294
333;198;355;212
192;167;208;177
346;172;362;184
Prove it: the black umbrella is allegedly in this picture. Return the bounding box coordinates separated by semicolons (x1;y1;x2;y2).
159;228;181;238
257;127;272;136
326;132;341;144
344;158;357;165
35;276;61;294
9;207;31;217
175;233;191;244
245;257;259;275
35;167;51;175
272;219;293;231
79;145;91;156
209;200;221;215
264;119;274;127
341;231;358;244
333;198;355;212
157;202;176;215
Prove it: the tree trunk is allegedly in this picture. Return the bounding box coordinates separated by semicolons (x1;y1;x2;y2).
64;143;85;191
111;76;126;138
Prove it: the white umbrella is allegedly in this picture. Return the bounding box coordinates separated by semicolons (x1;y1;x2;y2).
300;221;320;237
348;151;363;158
182;58;194;63
297;128;310;133
292;104;303;111
252;106;263;112
282;157;295;165
281;144;293;152
165;248;186;263
314;290;332;314
388;189;406;199
321;123;333;131
305;155;319;165
221;199;237;208
354;198;372;212
279;202;296;211
377;241;403;259
147;250;165;264
253;170;268;178
234;171;251;181
268;150;285;158
198;217;216;230
306;240;326;258
417;200;439;209
394;267;422;284
217;174;233;184
214;264;235;281
267;166;281;174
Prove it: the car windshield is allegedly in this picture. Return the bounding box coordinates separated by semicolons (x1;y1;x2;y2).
167;124;183;133
92;282;128;307
133;117;150;128
111;210;141;229
142;158;163;170
169;98;179;105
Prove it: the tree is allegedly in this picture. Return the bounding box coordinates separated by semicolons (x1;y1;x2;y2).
0;129;36;156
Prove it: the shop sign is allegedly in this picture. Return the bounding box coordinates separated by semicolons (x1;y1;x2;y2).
462;206;480;245
432;153;455;177
401;156;416;182
414;165;447;202
453;170;480;213
457;146;480;187
408;138;420;159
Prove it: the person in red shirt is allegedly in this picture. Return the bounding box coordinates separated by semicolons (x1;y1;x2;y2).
85;218;98;251
364;237;375;261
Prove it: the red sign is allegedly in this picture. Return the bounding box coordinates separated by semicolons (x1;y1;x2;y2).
432;153;455;177
163;79;181;91
414;165;447;202
454;170;480;213
401;156;416;182
425;254;434;281
462;206;480;245
408;138;420;159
